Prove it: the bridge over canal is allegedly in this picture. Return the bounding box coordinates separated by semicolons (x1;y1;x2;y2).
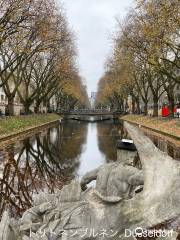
57;109;126;122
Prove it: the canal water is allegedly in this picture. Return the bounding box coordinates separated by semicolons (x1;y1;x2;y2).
0;120;180;217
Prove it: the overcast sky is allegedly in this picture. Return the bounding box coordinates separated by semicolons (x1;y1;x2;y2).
62;0;134;95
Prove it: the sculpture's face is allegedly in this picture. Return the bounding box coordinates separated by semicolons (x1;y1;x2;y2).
117;150;137;166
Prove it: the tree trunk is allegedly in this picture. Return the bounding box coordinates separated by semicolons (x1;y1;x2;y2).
153;95;159;117
168;94;175;118
34;105;40;114
6;97;14;116
144;101;148;116
132;96;135;114
47;101;51;112
24;104;31;115
135;97;140;114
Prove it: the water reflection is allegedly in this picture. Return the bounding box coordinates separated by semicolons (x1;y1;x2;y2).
97;122;120;162
77;123;106;178
77;121;120;178
0;122;87;217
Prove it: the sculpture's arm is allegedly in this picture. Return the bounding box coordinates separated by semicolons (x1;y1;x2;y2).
80;168;99;191
127;169;144;186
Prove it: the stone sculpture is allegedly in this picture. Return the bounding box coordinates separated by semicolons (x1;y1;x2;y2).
80;140;143;199
0;122;180;240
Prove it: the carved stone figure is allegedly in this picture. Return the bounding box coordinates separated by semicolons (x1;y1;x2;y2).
1;122;180;240
80;142;143;199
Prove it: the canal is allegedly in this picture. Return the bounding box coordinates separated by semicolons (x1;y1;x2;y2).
0;119;180;217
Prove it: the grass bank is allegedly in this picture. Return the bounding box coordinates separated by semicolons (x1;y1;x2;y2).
121;114;180;140
0;113;60;140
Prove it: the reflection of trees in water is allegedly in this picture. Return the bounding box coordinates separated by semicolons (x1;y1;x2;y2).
48;122;87;177
0;122;87;217
97;122;120;162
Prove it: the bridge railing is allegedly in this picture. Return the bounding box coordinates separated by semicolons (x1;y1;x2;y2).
55;109;126;115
